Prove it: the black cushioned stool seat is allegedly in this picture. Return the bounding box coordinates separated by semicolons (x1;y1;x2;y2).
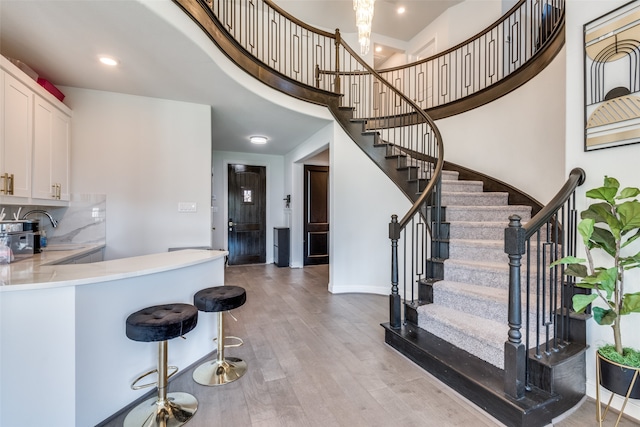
192;286;247;386
194;286;246;312
124;303;198;427
126;303;198;342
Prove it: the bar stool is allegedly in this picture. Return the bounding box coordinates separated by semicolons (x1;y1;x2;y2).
192;285;247;386
124;303;199;427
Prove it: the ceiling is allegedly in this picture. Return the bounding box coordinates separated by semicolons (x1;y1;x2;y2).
0;0;461;155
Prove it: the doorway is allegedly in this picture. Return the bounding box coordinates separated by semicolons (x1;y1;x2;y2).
227;164;266;265
304;165;329;265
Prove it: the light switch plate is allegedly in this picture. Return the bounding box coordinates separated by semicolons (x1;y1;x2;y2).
178;202;197;212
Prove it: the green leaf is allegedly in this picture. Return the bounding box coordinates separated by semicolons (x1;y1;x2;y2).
577;218;594;247
620;250;640;269
593;306;617;325
618;200;640;233
564;263;588;278
587;188;618;204
573;293;597;312
582;203;615;224
587;182;618;204
549;256;586;268
590;226;617;256
598;267;618;298
579;268;617;298
621;292;640;315
618;187;640;199
604;176;620;190
622;229;640;248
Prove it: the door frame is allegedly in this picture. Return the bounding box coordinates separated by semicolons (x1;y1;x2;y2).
290;147;330;268
222;160;271;262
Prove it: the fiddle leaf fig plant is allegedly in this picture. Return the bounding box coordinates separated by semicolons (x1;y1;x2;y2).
551;176;640;357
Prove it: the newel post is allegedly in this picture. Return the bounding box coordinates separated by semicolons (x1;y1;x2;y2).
334;29;341;94
504;215;526;399
389;214;401;329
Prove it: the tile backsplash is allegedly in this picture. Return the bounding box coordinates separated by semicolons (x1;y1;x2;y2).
1;194;106;246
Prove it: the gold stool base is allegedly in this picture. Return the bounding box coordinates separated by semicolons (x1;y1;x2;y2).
193;357;247;386
123;392;198;427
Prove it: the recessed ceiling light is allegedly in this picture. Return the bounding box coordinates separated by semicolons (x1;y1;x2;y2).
375;46;382;53
397;6;406;14
250;136;268;144
99;56;119;66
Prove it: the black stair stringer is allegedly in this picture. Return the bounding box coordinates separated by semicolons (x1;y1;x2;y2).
329;105;427;203
382;323;586;427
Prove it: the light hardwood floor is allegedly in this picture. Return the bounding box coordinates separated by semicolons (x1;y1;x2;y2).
102;264;638;426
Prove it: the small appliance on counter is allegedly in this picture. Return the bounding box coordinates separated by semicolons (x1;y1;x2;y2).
0;221;41;263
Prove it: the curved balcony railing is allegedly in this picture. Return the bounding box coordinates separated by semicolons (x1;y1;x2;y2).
377;0;564;119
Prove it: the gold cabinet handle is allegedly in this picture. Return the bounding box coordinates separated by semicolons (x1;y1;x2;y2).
1;173;14;195
51;183;62;199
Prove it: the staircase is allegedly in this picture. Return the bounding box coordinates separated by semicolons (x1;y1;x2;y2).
380;166;586;427
420;172;533;370
173;0;585;425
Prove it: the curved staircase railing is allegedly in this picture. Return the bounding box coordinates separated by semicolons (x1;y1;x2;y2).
376;0;564;119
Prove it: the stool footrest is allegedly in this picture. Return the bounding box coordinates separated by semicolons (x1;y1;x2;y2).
213;335;244;349
131;365;178;390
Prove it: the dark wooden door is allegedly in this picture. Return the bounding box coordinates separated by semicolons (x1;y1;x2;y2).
304;165;329;265
228;164;266;265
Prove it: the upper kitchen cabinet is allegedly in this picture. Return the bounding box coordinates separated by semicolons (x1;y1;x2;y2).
1;70;33;200
32;96;70;202
1;56;71;205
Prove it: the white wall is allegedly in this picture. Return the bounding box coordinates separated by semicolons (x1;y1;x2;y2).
407;0;503;60
329;124;412;295
211;151;285;263
62;87;212;260
435;48;566;204
565;0;640;419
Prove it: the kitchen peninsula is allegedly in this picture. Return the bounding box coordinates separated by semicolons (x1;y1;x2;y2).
0;248;228;427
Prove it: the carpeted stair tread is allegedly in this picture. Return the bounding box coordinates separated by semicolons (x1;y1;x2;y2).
444;205;532;222
445;258;507;271
441;191;509;206
443;259;509;289
432;280;557;334
448;239;505;262
416;304;506;369
449;221;510;240
441;180;484;193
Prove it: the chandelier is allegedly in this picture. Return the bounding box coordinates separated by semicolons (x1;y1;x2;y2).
353;0;375;55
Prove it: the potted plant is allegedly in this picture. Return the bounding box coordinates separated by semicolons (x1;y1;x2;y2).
551;176;640;399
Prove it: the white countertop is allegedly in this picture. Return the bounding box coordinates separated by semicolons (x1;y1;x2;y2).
0;246;227;292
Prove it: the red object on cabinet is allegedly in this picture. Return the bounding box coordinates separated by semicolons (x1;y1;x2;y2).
36;77;65;102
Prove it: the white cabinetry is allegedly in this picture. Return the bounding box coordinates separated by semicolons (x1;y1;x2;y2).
0;71;32;199
32;96;70;201
0;56;71;205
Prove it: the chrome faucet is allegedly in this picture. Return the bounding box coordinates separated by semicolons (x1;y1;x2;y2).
21;209;58;228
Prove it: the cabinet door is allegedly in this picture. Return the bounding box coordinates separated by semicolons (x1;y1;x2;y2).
32;96;70;201
32;97;54;199
51;109;70;201
2;72;32;198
